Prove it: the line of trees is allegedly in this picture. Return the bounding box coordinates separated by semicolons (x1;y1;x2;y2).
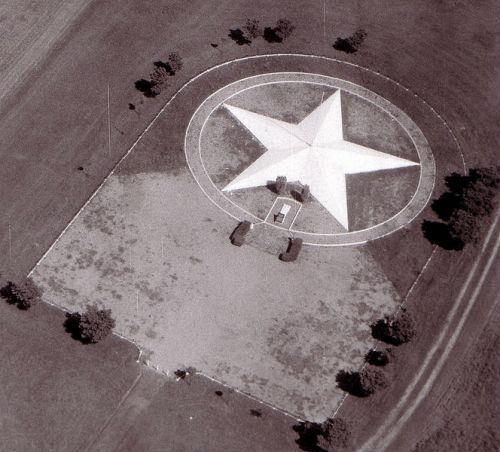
229;18;296;45
1;277;116;344
135;52;184;97
423;166;499;250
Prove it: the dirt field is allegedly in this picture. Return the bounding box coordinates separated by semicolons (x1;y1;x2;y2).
31;166;401;420
0;0;498;449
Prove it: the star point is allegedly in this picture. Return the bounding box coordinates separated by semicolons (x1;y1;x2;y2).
222;91;419;230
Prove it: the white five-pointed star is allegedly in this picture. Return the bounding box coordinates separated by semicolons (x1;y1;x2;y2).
222;90;419;230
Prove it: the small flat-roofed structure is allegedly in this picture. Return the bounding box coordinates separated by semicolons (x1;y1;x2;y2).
275;203;292;224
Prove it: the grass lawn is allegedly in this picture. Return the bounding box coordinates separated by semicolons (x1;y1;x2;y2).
0;299;140;451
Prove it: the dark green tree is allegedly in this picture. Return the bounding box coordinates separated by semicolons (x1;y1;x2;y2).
79;304;116;343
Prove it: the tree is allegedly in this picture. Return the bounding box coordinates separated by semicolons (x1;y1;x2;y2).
275;18;295;40
4;278;42;310
359;366;388;395
426;166;499;249
150;65;169;86
168;52;183;74
336;367;388;397
78;304;116;343
275;175;287;194
365;349;390;366
317;417;351;450
243;18;262;39
372;311;416;345
448;207;481;245
149;83;163;97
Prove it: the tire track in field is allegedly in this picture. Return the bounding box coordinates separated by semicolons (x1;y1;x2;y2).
0;0;92;111
359;210;500;451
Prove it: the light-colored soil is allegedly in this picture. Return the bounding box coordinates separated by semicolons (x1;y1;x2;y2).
32;166;401;420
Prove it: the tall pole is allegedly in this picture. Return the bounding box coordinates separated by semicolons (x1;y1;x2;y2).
107;83;111;154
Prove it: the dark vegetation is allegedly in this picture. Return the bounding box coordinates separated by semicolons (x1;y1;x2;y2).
336;366;389;397
250;408;263;417
135;52;184;97
423;166;499;250
294;417;351;451
279;237;303;262
1;278;42;310
371;311;416;345
365;349;390;366
230;220;252;246
65;305;116;343
333;28;367;53
228;28;252;45
229;18;295;45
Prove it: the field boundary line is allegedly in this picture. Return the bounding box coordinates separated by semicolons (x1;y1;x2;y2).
197;371;305;422
83;371;143;452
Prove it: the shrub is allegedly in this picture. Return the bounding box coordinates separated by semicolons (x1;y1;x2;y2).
317;417;351;450
275;18;295;40
150;65;169;86
3;278;42;310
275;175;287;194
371;311;416;345
243;18;262;39
79;304;115;343
168;52;183;74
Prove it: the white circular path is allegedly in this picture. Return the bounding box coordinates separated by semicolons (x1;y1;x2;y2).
185;72;436;246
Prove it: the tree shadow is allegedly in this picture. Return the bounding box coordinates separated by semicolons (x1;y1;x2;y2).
431;192;462;221
63;312;89;343
336;370;367;397
333;37;357;53
292;421;325;452
0;282;29;310
153;60;174;75
134;79;157;98
421;220;464;250
263;27;283;43
228;29;251;45
266;181;279;194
